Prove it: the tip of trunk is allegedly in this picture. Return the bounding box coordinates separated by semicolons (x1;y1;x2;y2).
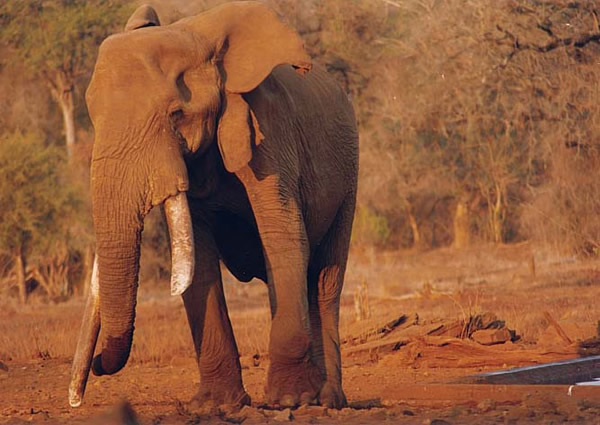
92;333;134;376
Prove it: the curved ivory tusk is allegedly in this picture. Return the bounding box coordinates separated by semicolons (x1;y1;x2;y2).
68;255;100;407
164;192;195;296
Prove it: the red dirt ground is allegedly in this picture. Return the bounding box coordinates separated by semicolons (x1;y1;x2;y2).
2;354;600;424
2;244;600;424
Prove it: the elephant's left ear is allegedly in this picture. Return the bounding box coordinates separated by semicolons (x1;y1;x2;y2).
125;4;161;31
194;2;312;93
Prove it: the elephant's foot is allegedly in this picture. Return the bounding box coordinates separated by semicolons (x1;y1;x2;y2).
319;381;347;409
266;358;323;408
188;382;251;412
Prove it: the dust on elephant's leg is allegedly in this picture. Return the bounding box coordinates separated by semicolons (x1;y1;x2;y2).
182;223;250;409
238;171;323;407
308;197;355;409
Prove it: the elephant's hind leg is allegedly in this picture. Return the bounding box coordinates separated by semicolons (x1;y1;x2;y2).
182;222;250;409
308;196;355;409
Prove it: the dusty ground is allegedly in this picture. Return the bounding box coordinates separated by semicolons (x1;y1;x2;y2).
2;244;600;424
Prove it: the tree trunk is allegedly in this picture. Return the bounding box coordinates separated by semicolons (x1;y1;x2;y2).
59;89;76;160
491;182;504;243
407;208;421;248
453;198;470;248
15;250;26;304
47;71;76;160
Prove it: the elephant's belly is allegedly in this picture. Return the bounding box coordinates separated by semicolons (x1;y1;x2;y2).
212;210;267;283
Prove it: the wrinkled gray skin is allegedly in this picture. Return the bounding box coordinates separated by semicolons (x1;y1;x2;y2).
84;1;358;409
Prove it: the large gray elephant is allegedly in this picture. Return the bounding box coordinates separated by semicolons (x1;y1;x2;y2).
69;1;358;410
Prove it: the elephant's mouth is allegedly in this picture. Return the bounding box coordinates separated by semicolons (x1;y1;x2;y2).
170;118;192;157
68;191;195;407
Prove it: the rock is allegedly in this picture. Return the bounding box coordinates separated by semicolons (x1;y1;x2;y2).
294;405;328;417
471;328;511;345
349;399;382;409
2;419;27;425
337;408;357;417
273;408;293;421
424;419;451;425
228;406;266;423
89;401;140;425
0;361;8;372
365;408;389;421
578;336;600;355
504;406;536;421
476;398;496;412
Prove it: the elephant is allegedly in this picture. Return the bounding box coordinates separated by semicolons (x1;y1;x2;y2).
69;1;358;410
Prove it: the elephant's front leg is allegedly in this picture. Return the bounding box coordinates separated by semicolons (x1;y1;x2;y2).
182;222;250;408
239;172;322;407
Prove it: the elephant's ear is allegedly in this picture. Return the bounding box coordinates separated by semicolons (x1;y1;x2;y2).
190;1;312;93
217;92;264;173
217;93;251;173
125;4;161;31
186;2;310;173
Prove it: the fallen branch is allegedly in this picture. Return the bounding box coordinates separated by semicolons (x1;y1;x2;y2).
498;25;600;52
342;313;413;346
543;311;573;346
493;24;600;68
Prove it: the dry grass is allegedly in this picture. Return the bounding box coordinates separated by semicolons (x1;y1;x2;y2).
2;243;599;366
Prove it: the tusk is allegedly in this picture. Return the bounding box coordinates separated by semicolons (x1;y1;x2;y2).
68;255;100;407
164;192;195;296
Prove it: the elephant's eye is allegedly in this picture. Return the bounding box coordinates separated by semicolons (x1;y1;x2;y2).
170;108;184;123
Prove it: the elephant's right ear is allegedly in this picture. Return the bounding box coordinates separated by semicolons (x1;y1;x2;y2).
125;4;161;31
217;92;264;173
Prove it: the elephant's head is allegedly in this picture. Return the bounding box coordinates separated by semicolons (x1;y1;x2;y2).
83;2;311;377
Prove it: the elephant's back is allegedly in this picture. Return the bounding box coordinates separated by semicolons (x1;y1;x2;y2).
272;64;357;143
248;64;358;179
283;63;358;188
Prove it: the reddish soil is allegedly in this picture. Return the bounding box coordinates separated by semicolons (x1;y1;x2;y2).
2;244;600;424
2;355;600;424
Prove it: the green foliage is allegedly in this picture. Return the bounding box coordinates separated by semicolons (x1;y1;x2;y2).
352;205;390;247
0;0;133;158
0;131;81;259
0;0;131;76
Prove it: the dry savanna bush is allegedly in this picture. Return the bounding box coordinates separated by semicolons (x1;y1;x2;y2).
347;0;600;252
1;0;600;304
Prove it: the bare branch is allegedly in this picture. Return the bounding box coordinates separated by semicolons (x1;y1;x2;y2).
493;24;600;68
380;0;402;8
592;8;599;32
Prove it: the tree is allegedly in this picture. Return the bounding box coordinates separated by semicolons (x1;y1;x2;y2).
346;0;600;249
0;0;131;160
0;131;81;302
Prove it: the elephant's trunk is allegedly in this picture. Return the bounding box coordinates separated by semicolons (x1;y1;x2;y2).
91;173;144;376
69;154;195;405
87;161;195;375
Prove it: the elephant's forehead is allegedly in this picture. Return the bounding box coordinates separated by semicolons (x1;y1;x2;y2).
88;31;214;114
95;28;212;79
